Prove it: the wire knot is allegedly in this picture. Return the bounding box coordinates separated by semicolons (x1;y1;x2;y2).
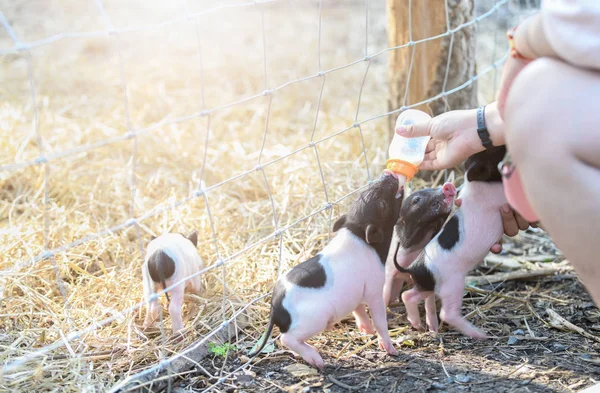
193;189;204;198
39;250;53;261
35;156;48;165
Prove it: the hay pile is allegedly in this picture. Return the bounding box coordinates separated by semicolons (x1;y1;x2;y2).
0;1;508;391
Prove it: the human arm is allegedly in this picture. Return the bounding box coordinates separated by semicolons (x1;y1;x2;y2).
395;101;504;171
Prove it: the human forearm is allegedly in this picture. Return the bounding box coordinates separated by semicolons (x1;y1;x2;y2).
483;101;505;147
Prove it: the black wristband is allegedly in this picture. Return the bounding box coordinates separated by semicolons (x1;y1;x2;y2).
477;105;494;150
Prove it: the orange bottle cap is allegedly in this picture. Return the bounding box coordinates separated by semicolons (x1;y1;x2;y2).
386;159;418;181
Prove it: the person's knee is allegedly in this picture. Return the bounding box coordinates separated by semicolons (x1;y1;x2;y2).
504;58;571;166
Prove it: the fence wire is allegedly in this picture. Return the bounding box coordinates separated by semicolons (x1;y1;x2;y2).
0;0;512;391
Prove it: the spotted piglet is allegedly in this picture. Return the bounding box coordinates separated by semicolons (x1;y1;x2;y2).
394;146;507;338
142;231;204;333
249;170;404;369
383;182;456;331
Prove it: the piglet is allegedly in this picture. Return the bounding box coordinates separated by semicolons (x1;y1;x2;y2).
142;231;204;333
383;182;456;332
249;170;404;369
394;146;507;338
383;182;457;306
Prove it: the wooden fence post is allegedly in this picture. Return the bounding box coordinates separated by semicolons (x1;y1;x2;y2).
387;0;478;137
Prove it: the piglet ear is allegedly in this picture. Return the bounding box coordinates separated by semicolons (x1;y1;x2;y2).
332;215;346;232
365;224;384;244
187;231;198;247
147;235;157;248
466;164;491;182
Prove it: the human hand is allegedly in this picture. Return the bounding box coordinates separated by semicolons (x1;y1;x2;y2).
453;199;532;254
395;109;486;171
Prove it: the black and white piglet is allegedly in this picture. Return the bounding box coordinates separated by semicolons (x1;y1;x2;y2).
383;181;457;307
394;146;507;338
142;231;204;333
250;170;404;368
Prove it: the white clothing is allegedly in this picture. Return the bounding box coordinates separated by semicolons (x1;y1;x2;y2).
542;0;600;69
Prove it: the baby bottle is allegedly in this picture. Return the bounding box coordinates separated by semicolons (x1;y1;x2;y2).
386;109;431;182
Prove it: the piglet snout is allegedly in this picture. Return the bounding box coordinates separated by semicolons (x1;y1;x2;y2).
382;169;398;179
442;182;456;198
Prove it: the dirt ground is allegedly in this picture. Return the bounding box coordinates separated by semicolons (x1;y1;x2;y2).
162;229;600;393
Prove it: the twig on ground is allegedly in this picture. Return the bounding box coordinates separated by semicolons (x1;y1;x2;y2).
465;362;529;386
327;375;366;391
389;379;398;393
336;366;394;379
466;267;563;286
546;308;600;343
466;286;529;304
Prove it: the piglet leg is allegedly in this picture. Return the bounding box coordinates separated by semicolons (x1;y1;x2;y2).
383;259;405;306
353;304;375;335
366;295;397;356
142;269;159;328
189;275;204;295
143;298;160;328
383;276;405;307
424;295;439;333
281;334;325;369
401;288;432;332
168;285;186;334
438;278;487;339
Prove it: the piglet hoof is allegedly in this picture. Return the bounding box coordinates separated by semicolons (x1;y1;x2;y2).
357;322;376;335
379;339;398;356
469;330;488;340
172;333;184;343
173;326;185;335
305;356;325;370
142;322;155;330
406;318;423;332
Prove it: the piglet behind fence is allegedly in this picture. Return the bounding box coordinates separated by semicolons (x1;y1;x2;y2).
142;231;204;333
394;146;507;338
249;170;403;369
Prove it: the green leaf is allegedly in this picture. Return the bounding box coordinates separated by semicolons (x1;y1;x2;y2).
208;342;237;358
